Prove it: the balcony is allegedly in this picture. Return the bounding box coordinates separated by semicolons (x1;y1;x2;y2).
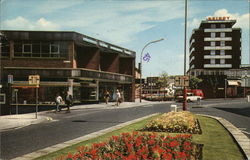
204;37;232;41
204;64;232;68
204;28;232;32
204;55;232;59
204;46;232;50
3;67;133;83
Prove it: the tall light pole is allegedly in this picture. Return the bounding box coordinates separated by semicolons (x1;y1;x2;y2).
139;38;164;103
183;0;188;110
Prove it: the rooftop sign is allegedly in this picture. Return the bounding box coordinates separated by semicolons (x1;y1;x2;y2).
207;16;230;21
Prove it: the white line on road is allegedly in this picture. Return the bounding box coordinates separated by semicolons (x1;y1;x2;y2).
241;130;250;135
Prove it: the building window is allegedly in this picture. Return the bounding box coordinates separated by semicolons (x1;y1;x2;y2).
220;59;225;64
220;41;225;46
210;59;215;64
220;32;225;37
211;24;216;28
211;41;215;46
0;38;9;57
211;32;215;38
23;44;32;53
220;50;225;55
14;41;68;58
211;50;215;55
221;24;225;28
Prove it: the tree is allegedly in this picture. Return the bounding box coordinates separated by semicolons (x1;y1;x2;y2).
189;76;203;89
157;72;170;99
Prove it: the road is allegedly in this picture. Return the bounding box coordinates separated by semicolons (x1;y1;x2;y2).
0;99;249;160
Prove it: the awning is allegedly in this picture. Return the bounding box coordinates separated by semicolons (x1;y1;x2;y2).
227;80;240;86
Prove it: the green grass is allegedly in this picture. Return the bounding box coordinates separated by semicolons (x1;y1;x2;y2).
36;114;245;160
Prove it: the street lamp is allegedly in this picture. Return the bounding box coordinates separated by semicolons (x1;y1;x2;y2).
139;38;164;103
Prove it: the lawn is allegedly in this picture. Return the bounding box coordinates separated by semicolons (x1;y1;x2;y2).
36;114;245;160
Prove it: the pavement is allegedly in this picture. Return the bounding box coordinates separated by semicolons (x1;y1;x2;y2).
1;99;250;160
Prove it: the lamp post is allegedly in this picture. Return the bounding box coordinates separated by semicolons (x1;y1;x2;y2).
139;38;164;103
183;0;188;110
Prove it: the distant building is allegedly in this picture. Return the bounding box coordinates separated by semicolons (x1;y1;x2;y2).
0;30;135;115
188;17;249;98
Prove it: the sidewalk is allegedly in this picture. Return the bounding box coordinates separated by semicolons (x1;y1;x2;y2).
0;99;168;132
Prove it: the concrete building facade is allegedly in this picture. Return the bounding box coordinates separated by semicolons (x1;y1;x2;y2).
0;30;135;115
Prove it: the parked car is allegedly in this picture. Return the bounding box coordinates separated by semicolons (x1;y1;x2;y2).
176;93;202;102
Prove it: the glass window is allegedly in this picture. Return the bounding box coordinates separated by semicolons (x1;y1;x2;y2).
221;24;225;28
220;50;225;55
14;42;22;57
220;59;225;64
1;38;9;57
211;24;216;28
23;44;32;53
220;32;225;37
211;32;215;38
41;42;50;57
210;50;215;55
210;59;215;64
211;42;215;46
220;41;225;46
50;44;59;53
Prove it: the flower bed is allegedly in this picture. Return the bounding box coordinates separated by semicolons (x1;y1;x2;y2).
142;111;202;134
57;132;202;160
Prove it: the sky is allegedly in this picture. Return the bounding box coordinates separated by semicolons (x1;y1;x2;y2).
0;0;249;78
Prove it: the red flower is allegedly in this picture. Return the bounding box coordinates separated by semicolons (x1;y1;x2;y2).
148;139;156;145
170;140;179;148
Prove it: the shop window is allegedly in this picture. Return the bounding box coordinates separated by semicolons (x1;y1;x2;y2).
0;94;6;104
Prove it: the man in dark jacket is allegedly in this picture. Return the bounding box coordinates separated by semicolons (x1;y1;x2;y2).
65;91;73;113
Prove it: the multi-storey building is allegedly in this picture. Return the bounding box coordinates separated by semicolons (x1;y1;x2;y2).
0;30;135;115
188;17;249;98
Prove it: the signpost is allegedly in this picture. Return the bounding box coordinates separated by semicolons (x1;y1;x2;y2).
29;75;40;119
174;76;189;87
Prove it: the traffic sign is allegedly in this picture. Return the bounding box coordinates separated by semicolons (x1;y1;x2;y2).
174;76;189;87
29;75;40;85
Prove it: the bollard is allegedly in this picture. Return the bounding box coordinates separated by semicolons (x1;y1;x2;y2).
170;104;177;112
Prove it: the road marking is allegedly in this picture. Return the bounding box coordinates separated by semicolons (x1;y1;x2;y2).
238;128;247;130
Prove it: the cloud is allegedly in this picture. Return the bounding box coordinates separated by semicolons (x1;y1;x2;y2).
188;9;249;30
187;18;201;28
209;9;249;29
3;16;60;30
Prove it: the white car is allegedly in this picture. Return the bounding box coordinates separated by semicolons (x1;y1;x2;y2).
176;93;202;102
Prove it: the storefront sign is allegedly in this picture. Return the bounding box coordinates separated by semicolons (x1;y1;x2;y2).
29;75;40;86
207;16;230;21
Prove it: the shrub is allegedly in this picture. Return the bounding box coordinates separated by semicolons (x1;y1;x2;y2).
57;132;202;160
142;111;201;134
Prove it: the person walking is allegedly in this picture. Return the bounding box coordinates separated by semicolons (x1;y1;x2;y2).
104;90;110;104
55;94;63;112
65;91;73;113
115;89;121;106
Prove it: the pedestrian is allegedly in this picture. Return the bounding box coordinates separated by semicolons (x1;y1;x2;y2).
55;93;63;112
65;91;73;113
104;90;110;104
115;89;121;106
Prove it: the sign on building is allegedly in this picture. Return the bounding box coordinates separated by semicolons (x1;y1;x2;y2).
29;75;40;86
174;76;189;87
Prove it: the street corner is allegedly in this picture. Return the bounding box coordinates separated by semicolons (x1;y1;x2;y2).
0;114;54;132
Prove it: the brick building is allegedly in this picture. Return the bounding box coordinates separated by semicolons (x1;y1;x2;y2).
0;30;135;115
188;17;250;98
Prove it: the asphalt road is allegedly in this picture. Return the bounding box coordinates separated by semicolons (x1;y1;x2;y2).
0;99;249;160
